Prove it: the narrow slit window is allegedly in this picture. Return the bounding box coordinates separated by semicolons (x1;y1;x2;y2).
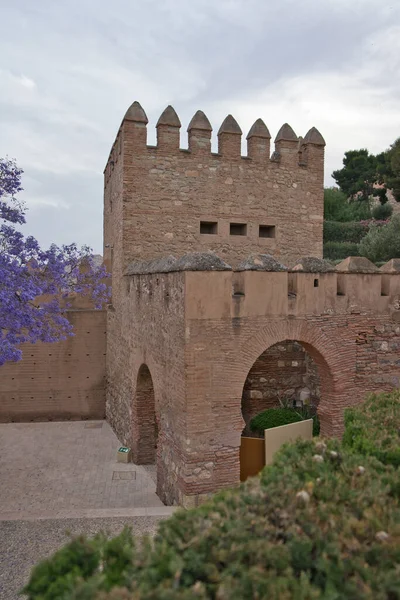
259;225;275;238
200;221;218;234
314;278;319;288
230;223;247;236
337;275;345;296
381;276;390;297
288;272;297;298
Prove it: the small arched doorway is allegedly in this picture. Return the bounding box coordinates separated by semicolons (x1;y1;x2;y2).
133;364;158;464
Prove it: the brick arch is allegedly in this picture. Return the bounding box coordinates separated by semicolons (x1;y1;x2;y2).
131;363;158;464
241;340;321;435
235;320;356;437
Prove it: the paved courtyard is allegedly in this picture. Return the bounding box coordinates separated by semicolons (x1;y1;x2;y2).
0;420;176;599
0;420;174;520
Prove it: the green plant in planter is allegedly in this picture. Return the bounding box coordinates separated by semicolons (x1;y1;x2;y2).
249;407;320;437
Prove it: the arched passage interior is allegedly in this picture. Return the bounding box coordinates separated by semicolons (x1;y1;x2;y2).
133;364;158;464
241;340;321;436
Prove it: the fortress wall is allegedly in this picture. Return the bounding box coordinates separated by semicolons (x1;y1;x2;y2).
103;103;325;276
0;310;107;422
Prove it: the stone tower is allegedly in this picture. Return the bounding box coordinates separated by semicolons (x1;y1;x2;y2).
103;102;325;307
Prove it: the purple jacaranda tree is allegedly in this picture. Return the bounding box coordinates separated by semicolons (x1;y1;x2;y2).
0;157;110;365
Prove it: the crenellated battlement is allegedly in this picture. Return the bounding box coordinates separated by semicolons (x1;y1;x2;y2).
103;100;325;286
104;101;325;179
125;253;400;320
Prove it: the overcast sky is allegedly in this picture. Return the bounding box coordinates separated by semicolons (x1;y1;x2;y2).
1;0;399;254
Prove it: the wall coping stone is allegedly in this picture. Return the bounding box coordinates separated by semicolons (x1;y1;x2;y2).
236;254;288;272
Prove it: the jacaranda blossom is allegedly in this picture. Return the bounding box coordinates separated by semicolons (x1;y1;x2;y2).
0;157;110;365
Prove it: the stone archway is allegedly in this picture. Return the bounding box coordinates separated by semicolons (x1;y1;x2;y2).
132;364;158;464
241;340;321;436
236;319;355;438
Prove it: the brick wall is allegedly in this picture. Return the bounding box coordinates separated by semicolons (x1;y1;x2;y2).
0;310;106;422
106;272;187;505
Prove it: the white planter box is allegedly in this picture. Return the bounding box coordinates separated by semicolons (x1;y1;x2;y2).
264;419;313;465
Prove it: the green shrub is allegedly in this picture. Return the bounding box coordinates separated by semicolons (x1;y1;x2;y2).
323;241;359;260
249;407;302;432
323;220;368;243
25;437;400;600
324;188;371;222
371;202;393;220
250;407;320;437
359;214;400;262
343;390;400;467
23;530;135;600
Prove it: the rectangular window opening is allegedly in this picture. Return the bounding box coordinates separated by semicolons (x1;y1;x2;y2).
200;221;218;235
230;223;247;236
288;272;297;298
381;276;390;297
314;278;319;288
337;275;346;296
259;225;276;239
232;272;245;298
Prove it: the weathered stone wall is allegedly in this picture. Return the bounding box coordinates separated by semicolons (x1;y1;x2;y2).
102;101;400;509
103;103;325;279
106;272;186;505
0;310;106;422
115;267;400;507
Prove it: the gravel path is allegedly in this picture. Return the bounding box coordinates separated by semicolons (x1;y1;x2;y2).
0;515;168;600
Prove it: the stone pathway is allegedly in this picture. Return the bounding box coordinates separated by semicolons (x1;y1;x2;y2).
0;420;174;520
0;421;177;599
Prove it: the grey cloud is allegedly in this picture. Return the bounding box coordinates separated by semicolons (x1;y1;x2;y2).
0;0;399;253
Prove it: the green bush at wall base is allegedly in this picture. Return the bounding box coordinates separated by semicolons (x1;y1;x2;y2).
343;390;400;467
249;408;302;431
323;241;359;260
249;407;320;437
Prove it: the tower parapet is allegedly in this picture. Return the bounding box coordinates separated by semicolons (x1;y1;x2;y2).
217;114;242;158
246;119;271;162
187;111;212;155
103;101;326;278
104;102;325;170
